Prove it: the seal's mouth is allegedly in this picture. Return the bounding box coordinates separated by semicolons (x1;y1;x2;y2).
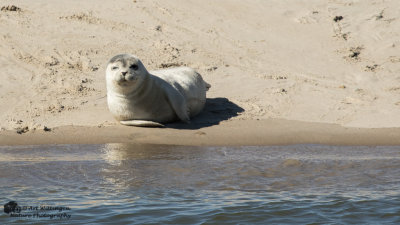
116;78;128;85
115;72;138;86
117;77;138;86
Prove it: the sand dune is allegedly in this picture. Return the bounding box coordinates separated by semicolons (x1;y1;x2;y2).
0;0;399;143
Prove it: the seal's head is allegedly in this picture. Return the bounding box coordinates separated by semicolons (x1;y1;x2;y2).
106;54;148;94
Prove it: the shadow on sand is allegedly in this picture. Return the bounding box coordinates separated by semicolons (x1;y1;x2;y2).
165;97;244;130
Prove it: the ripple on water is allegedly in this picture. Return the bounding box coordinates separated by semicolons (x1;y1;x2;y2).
0;144;400;224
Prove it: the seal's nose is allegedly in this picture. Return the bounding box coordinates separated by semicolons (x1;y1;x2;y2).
121;71;128;76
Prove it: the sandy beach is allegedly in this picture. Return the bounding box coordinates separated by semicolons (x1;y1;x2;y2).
1;0;400;146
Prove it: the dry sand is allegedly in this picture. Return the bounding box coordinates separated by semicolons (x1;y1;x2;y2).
0;0;399;146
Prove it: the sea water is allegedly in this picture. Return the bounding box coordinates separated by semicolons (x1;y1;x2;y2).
0;144;399;224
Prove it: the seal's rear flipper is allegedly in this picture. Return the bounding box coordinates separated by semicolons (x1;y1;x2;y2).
120;120;165;127
205;82;211;91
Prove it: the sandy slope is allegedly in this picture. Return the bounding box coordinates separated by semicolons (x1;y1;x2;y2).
0;0;400;137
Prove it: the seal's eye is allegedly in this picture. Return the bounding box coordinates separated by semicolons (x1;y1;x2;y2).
111;66;119;71
130;64;139;70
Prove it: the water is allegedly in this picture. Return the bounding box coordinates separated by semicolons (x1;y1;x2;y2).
1;144;400;224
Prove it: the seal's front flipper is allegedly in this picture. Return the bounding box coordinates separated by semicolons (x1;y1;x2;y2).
164;87;190;123
120;120;165;127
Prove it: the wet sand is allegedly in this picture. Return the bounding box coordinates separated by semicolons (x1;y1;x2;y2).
1;119;400;146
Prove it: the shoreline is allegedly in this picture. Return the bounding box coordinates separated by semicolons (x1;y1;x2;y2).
1;119;400;147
